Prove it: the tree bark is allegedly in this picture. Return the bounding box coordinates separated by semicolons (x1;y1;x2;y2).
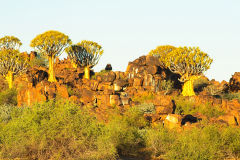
48;55;57;82
182;77;196;96
84;66;90;79
5;71;13;89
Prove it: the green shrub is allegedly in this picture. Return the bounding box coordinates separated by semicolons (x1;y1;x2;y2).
146;125;175;159
91;69;110;80
0;100;117;160
0;104;19;122
146;124;240;160
137;103;156;114
30;54;48;67
105;106;149;157
174;97;224;118
193;77;209;92
0;88;17;106
159;80;174;92
132;92;155;103
221;92;240;101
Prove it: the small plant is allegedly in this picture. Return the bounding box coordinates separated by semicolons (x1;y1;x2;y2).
0;88;17;106
174;96;224;118
221;92;240;102
29;54;48;67
0;104;17;122
204;84;223;96
159;80;174;94
91;69;111;80
194;77;209;92
137;103;156;114
132;92;155;103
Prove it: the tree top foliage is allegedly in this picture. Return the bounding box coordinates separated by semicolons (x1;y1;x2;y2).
65;40;103;68
77;40;103;56
0;49;28;76
30;30;71;57
165;46;213;81
0;36;22;50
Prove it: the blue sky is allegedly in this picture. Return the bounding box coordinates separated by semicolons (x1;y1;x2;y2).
0;0;239;81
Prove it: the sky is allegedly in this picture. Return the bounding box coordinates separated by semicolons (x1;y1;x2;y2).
0;0;239;81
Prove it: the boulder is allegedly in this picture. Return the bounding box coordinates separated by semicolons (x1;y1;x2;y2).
133;77;143;86
113;79;128;91
110;95;121;106
229;72;240;92
164;114;182;129
105;64;112;71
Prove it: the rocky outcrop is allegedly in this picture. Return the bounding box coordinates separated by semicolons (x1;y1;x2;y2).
15;53;240;128
126;55;181;92
229;72;240;92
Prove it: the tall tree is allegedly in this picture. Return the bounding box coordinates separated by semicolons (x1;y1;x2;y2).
30;30;71;82
164;46;213;96
0;49;28;88
0;36;22;50
66;40;103;79
0;36;27;88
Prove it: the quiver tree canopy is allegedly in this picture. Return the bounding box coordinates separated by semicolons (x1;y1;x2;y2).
65;45;89;68
66;40;103;79
77;40;103;68
0;36;22;50
30;30;72;82
0;49;28;88
165;47;213;81
149;46;213;96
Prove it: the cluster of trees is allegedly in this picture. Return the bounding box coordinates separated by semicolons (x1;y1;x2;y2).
0;30;104;88
0;30;213;97
30;30;103;82
149;45;213;96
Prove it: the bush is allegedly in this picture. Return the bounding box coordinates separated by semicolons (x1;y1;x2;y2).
146;125;175;159
0;104;18;122
0;88;17;106
105;106;149;157
193;77;209;92
132;92;155;103
174;97;224;118
30;54;48;67
221;92;240;102
146;124;240;160
158;80;174;94
0;100;117;160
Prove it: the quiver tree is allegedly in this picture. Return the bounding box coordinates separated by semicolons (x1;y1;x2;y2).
0;36;22;50
65;45;88;69
30;30;71;82
163;46;213;96
0;49;28;88
66;40;103;79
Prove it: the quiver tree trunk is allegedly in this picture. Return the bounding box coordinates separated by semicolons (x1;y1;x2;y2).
5;71;13;89
48;56;57;82
84;66;90;79
182;76;199;96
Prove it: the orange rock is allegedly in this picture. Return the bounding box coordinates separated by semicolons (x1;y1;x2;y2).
164;114;182;129
110;95;121;106
80;89;95;104
133;77;143;86
229;72;240;92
